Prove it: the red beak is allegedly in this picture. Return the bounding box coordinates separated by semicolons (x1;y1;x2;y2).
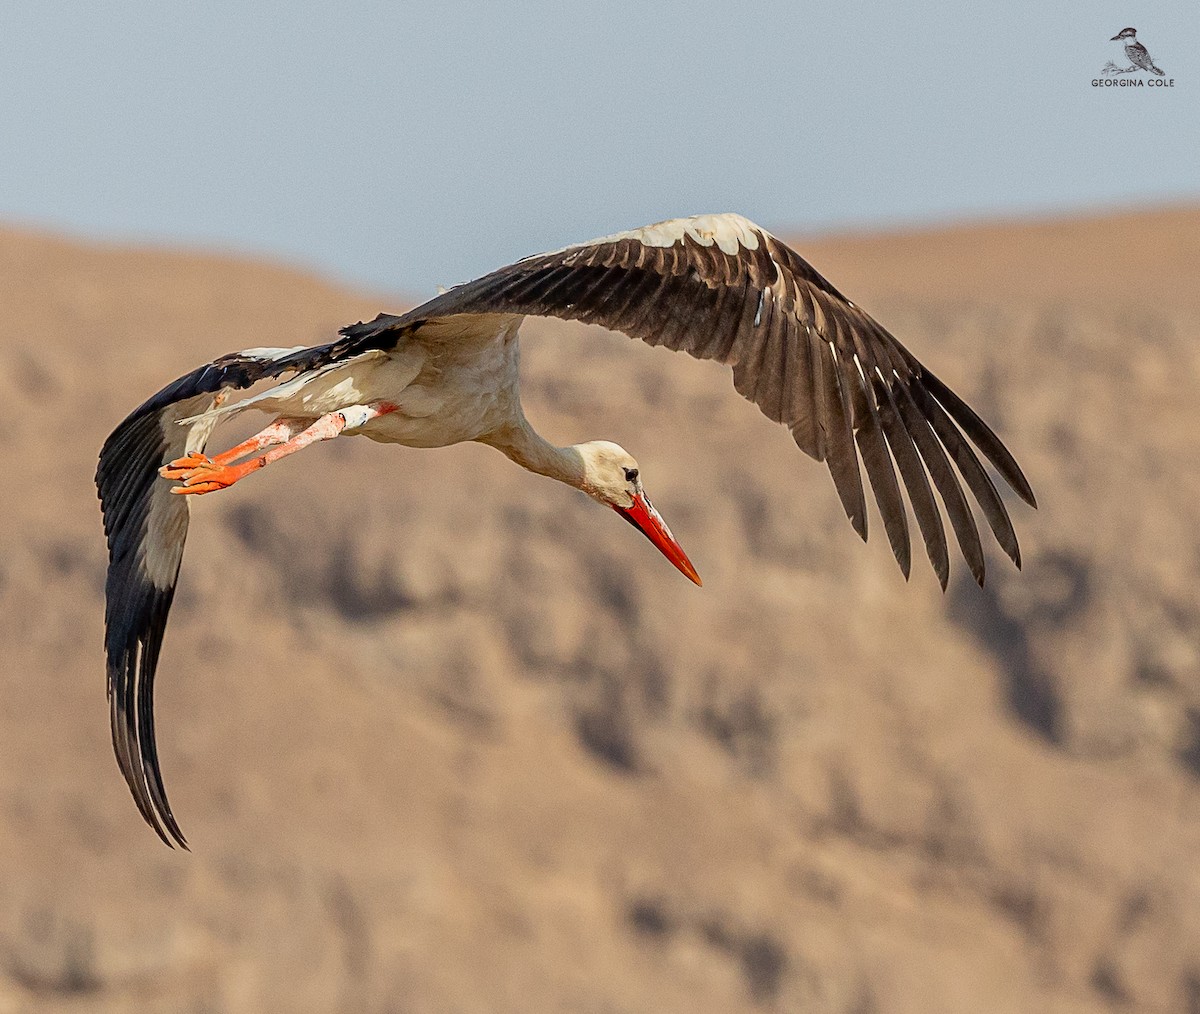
614;492;702;586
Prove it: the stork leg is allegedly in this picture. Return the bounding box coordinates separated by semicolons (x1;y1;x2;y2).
161;417;308;482
162;405;385;496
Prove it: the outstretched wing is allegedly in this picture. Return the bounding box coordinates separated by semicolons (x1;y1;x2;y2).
343;214;1036;589
97;333;396;847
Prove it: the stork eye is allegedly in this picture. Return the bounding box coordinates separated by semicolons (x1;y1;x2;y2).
624;467;639;483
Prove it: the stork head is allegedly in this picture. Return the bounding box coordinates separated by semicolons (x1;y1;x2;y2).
1112;27;1137;40
576;441;702;586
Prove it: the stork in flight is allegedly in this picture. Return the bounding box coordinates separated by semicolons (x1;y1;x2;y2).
97;213;1037;847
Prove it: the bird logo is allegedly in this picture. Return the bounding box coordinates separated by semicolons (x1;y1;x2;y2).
1104;27;1166;76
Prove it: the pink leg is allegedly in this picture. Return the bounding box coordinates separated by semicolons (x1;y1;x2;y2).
163;405;386;496
211;417;307;465
161;417;307;482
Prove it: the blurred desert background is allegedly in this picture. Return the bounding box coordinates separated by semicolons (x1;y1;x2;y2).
1;203;1199;1014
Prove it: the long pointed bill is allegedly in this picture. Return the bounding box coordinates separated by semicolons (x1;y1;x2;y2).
614;492;702;586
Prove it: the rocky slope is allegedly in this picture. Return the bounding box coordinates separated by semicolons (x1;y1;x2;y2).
1;206;1198;1012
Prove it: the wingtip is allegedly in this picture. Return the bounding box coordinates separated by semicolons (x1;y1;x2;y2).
151;813;189;851
136;796;186;849
933;554;950;593
151;824;182;850
161;814;190;851
1009;473;1038;510
132;772;190;850
144;766;191;850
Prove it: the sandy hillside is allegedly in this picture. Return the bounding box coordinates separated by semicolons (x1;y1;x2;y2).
1;206;1198;1013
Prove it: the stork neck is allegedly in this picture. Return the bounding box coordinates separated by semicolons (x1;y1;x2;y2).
483;418;588;491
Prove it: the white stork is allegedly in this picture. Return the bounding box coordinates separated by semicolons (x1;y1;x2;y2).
97;213;1036;847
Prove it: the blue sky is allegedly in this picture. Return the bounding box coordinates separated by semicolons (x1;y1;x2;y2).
3;2;1196;296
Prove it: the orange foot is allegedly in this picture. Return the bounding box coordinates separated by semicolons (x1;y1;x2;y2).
159;453;263;495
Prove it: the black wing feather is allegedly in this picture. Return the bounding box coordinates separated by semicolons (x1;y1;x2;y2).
97;337;396;847
343;214;1032;584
